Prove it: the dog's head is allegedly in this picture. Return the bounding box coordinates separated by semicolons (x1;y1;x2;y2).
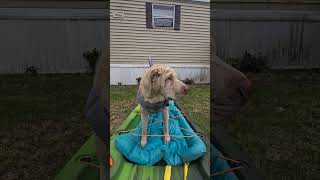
139;64;189;101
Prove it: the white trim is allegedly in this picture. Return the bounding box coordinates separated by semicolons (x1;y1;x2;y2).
111;63;210;68
110;63;210;85
192;0;210;2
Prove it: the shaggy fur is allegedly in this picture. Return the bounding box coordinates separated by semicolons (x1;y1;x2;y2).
138;64;189;148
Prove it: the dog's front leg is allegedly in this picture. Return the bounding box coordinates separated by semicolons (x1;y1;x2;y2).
162;107;170;143
141;108;148;148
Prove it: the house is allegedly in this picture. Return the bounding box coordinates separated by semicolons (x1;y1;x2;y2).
110;0;210;85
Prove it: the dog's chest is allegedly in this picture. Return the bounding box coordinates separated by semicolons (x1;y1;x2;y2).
136;90;169;113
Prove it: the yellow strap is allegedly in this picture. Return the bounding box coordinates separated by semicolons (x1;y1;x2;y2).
164;165;172;180
184;163;189;180
132;134;195;138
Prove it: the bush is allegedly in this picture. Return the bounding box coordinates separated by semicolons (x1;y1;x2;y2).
136;77;142;85
82;48;102;75
229;51;269;73
25;66;39;76
182;78;194;85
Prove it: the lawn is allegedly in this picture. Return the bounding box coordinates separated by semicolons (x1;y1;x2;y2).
0;74;209;180
0;74;93;180
3;71;318;180
229;71;320;180
110;84;210;135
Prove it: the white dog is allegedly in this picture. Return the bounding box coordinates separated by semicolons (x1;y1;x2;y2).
137;64;189;148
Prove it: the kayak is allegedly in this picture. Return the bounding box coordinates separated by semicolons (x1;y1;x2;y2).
212;126;264;180
110;103;210;180
54;135;100;180
55;55;260;180
54;99;261;180
55;103;210;180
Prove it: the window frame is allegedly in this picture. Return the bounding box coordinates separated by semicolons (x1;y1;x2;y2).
151;3;176;29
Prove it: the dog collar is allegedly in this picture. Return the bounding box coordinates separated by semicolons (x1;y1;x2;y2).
137;90;171;113
164;97;174;106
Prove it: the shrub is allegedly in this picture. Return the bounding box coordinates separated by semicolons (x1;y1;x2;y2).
229;51;269;73
25;66;39;76
182;78;194;85
136;77;142;85
82;48;102;75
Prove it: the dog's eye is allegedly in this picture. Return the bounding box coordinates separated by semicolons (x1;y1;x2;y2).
166;77;172;80
152;72;160;78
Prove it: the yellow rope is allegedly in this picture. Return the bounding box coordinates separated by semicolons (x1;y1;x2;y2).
218;155;241;164
164;165;172;180
212;166;244;176
132;134;195;138
118;115;201;138
117;116;180;134
78;155;101;169
184;163;189;180
169;123;201;135
212;155;245;176
79;160;101;168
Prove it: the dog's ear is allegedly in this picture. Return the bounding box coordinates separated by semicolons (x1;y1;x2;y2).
139;71;153;98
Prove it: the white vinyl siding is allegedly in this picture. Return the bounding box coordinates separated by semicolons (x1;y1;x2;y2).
110;0;210;64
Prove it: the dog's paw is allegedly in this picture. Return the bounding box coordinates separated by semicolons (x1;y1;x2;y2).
164;134;171;143
140;138;147;148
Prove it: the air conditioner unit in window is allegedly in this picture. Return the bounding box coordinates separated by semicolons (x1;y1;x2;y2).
112;11;125;18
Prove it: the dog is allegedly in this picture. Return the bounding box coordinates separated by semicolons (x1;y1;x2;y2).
137;64;189;148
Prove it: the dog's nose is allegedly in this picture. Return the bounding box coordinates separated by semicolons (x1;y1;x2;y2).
182;85;189;95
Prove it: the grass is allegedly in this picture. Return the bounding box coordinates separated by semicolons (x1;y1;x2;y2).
229;71;320;180
110;86;138;134
0;74;93;180
0;74;209;180
0;74;92;129
110;84;210;135
3;71;318;180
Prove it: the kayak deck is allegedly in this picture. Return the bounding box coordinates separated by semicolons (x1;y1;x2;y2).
55;104;210;180
55;135;99;180
110;105;210;180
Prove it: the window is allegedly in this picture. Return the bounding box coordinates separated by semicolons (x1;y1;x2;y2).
152;4;175;28
146;2;181;30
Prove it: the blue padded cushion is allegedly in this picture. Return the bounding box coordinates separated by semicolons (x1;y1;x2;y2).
115;101;206;166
